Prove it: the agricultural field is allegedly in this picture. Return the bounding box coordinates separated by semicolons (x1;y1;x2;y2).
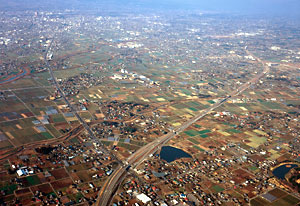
0;84;72;149
250;188;300;206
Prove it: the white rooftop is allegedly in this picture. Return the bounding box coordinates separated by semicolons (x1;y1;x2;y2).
136;193;151;204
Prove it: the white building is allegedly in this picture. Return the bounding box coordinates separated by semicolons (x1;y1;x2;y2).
136;193;151;204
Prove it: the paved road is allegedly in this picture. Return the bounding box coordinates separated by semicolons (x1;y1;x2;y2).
44;38;164;206
44;38;122;163
96;55;270;206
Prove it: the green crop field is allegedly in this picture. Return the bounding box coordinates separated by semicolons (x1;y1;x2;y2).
260;102;283;110
51;114;66;123
227;129;242;133
198;129;211;134
200;134;209;138
184;130;199;137
172;103;188;109
26;175;41;186
0;184;17;195
193;145;205;151
212;185;224;193
188;107;198;111
117;142;140;150
45;124;61;138
41;132;54;139
188;138;200;144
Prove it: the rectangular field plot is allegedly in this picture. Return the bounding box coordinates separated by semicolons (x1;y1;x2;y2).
260;101;283;110
184;130;199;137
8;128;54;145
0;96;27;114
188;138;200;144
246;136;267;148
0;140;14;150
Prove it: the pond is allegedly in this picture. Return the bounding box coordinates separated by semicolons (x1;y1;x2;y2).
273;164;298;180
160;146;192;163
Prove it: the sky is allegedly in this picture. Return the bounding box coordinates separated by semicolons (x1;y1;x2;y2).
126;0;300;16
1;0;300;17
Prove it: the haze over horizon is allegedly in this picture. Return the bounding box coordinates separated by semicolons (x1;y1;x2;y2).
1;0;299;17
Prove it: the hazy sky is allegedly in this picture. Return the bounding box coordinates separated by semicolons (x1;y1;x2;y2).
2;0;300;17
128;0;300;15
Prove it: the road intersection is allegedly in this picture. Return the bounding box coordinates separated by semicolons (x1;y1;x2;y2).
96;54;270;205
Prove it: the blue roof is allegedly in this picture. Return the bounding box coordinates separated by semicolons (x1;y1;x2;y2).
36;126;46;132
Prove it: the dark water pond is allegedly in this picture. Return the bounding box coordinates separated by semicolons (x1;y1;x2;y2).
273;164;298;180
160;146;192;163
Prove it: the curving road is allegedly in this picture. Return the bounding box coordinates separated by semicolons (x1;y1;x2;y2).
96;54;270;206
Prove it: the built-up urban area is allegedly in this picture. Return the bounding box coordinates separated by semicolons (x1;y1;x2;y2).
0;7;300;206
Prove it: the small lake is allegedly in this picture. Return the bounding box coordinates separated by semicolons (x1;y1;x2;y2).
273;164;298;180
160;146;192;163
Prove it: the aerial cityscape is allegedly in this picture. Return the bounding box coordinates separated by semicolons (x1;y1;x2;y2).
0;0;300;206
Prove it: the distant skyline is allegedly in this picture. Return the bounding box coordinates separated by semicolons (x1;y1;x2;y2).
1;0;299;17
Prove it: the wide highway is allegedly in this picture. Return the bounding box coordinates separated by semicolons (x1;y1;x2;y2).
96;55;270;205
44;38;157;206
